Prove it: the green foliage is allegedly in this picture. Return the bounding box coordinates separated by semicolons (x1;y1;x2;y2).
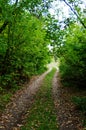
72;96;86;112
59;24;86;88
1;93;12;102
0;93;12;111
0;1;51;89
21;68;58;130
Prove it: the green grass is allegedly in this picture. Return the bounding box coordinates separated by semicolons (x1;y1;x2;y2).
0;85;21;112
21;68;58;130
0;92;12;112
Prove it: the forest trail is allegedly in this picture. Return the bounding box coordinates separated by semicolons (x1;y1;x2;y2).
0;62;84;130
0;70;51;130
0;62;58;130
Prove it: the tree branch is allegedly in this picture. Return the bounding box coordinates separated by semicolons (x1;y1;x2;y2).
63;0;86;29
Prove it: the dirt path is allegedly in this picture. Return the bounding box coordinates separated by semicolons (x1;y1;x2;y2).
0;70;51;130
52;71;83;130
0;62;84;130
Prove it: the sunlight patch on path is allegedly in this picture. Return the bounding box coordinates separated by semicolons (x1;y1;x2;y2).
47;60;59;72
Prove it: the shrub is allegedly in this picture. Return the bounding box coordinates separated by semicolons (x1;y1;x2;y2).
72;96;86;113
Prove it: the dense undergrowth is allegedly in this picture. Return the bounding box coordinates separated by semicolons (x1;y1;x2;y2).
0;83;22;112
0;0;51;91
59;24;86;88
0;0;51;113
72;96;86;127
59;24;86;127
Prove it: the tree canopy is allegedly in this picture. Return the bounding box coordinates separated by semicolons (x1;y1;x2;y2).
0;0;86;90
0;0;51;88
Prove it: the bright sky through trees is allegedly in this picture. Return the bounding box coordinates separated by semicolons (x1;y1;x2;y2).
49;1;69;21
49;0;86;21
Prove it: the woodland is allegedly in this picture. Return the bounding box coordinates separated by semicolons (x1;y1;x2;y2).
0;0;86;129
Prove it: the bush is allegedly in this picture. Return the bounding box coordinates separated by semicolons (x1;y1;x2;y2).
59;24;86;88
72;96;86;112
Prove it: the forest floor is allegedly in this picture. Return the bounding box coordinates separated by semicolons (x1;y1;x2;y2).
0;63;86;130
52;72;85;130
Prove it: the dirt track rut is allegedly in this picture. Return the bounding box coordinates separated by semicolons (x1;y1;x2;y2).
0;70;50;130
52;72;83;130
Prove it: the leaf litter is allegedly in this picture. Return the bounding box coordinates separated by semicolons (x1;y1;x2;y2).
52;71;85;130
